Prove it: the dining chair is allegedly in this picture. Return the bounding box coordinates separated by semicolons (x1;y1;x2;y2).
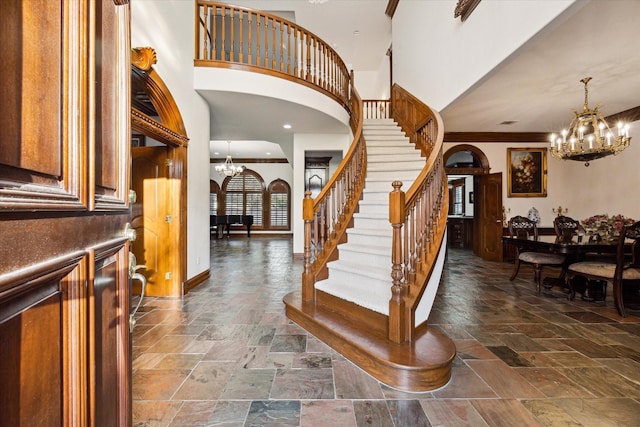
553;215;583;243
508;215;566;295
566;220;640;317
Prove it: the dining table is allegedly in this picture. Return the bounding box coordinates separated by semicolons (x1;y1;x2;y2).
502;234;624;300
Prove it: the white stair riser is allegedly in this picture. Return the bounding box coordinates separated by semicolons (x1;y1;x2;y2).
346;231;391;247
353;217;389;230
327;264;391;290
337;249;391;268
368;162;424;171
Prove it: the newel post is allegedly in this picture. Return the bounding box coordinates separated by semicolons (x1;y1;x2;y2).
302;191;315;301
389;181;406;343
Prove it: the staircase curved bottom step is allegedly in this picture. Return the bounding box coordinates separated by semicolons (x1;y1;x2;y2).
283;290;456;392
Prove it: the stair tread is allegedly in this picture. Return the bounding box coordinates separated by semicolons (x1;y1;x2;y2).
283;290;456;392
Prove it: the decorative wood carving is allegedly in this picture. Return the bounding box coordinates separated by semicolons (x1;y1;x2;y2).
131;109;188;147
454;0;481;21
131;46;157;71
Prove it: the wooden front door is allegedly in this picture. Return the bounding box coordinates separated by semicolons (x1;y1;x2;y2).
0;1;132;425
476;172;503;261
131;146;174;296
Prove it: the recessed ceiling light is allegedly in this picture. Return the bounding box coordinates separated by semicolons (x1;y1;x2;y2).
266;152;271;156
283;124;292;129
353;30;360;36
214;151;220;155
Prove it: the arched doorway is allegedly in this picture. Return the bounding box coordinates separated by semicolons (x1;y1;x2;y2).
444;145;503;261
130;47;189;296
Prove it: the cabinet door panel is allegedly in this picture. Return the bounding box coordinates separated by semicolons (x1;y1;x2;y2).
0;281;63;426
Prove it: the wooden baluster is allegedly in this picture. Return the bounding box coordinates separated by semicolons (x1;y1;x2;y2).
231;8;237;62
199;5;206;60
286;25;292;75
279;23;284;72
262;15;269;68
221;7;228;61
238;9;243;63
247;12;253;65
271;18;276;70
211;6;218;60
255;14;262;67
389;181;406;343
320;198;327;252
408;205;416;285
302;191;314;301
305;35;311;81
294;28;299;77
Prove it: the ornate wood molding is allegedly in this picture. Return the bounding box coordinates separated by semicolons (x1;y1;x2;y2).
131;47;157;71
131;109;188;147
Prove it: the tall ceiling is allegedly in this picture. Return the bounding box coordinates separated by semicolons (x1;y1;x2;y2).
207;0;640;159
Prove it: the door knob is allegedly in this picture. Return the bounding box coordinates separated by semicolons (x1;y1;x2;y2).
124;223;137;242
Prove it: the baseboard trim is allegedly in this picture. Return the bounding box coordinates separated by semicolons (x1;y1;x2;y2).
183;268;210;294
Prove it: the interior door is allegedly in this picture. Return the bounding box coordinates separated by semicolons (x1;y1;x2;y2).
131;146;173;297
0;1;131;426
476;172;503;261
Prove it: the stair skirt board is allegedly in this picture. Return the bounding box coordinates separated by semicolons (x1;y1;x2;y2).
283;290;456;392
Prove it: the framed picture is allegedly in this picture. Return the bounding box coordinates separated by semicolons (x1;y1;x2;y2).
131;134;145;147
507;147;547;197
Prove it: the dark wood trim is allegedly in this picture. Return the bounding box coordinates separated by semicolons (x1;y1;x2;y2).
606;105;640;125
316;289;388;335
385;0;399;17
210;158;289;164
444;132;549;143
183;268;210;294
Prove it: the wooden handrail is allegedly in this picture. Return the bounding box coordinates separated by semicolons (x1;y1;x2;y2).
302;76;366;300
195;1;351;109
388;83;448;343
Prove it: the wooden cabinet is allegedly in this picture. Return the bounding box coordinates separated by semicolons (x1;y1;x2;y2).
448;217;474;249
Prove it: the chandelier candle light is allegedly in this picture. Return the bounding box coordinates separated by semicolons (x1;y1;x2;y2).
549;77;631;166
215;141;245;177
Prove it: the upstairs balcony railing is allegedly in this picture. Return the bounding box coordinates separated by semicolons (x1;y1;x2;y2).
195;1;351;109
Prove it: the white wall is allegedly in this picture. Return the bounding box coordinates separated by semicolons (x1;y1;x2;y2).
392;0;575;111
131;0;211;282
444;121;640;227
354;54;391;99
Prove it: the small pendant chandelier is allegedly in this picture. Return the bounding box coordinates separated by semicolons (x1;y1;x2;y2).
215;141;245;177
550;77;631;166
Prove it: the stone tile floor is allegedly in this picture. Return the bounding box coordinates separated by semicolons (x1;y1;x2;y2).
132;236;640;426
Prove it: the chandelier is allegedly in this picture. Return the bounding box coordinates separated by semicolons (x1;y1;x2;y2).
215;141;245;177
308;0;328;4
550;77;631;166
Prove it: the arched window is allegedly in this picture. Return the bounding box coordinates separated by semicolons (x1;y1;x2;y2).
209;180;220;215
222;169;265;227
268;179;290;230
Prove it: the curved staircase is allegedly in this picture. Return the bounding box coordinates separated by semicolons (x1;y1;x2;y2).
284;117;455;393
